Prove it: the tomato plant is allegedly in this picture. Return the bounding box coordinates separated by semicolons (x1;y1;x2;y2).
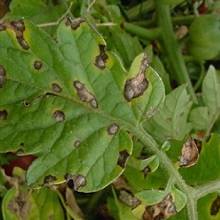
1;0;220;220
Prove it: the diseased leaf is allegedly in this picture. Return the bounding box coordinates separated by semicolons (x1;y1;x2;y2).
180;133;220;185
144;85;192;143
1;186;64;220
0;18;165;192
197;193;220;220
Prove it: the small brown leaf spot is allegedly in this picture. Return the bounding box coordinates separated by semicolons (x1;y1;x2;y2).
52;83;62;93
65;174;75;189
117;150;130;168
179;138;199;168
142;166;151;178
65;17;85;30
0;110;8;120
95;44;108;69
23;100;31;107
73;80;98;108
107;123;119;135
44;175;57;184
10;20;25;32
211;196;220;216
74;140;81;148
0;23;6;31
34;60;43;70
64;174;86;191
119;190;141;208
53;110;65;122
74;175;87;191
17;36;29;50
124;54;149;101
0;65;6;88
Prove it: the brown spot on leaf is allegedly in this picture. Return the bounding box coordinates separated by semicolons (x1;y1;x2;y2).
53;110;65;122
23;100;31;107
144;194;176;220
211;196;220;216
0;64;6;88
95;44;108;69
0;109;8;120
10;20;25;32
9;20;29;50
17;36;29;50
65;174;87;191
52;83;62;93
117;150;130;168
65;17;85;30
107;123;119;135
142;166;151;178
34;60;43;70
119;190;141;208
74;140;81;148
44;175;57;184
74;175;87;190
124;53;149;101
8;191;30;219
73;80;98;108
179;138;199;167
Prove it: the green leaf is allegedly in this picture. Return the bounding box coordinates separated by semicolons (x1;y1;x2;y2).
190;66;220;132
6;0;67;25
180;133;220;185
1;186;64;220
171;186;187;212
0;19;165;192
144;85;192;143
188;15;220;60
135;189;167;206
189;107;209;130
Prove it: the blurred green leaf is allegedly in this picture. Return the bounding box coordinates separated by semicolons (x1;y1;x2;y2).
188;15;220;60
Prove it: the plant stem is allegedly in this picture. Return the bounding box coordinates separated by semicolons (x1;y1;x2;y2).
131;125;198;220
123;22;161;40
195;179;220;199
155;0;197;103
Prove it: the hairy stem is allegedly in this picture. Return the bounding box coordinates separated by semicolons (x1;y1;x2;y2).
130;125;198;220
195;179;220;199
155;0;197;103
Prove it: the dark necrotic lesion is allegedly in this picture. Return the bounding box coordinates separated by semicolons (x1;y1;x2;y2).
73;80;98;108
124;53;149;101
95;44;108;69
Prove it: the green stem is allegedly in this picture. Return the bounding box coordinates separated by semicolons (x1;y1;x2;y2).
155;1;197;103
195;179;220;199
131;125;198;220
123;22;161;40
172;15;195;25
